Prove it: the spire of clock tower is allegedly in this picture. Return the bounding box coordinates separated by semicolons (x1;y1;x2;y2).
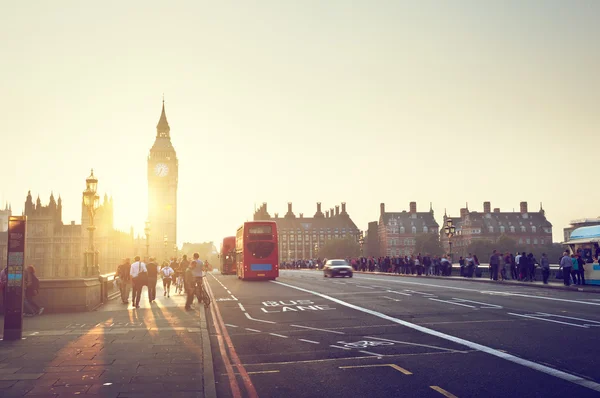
156;97;170;138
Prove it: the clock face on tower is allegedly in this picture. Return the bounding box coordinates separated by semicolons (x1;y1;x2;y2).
154;163;169;177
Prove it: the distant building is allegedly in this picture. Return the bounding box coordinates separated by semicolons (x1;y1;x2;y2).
563;217;600;243
0;203;12;268
376;202;440;257
440;201;553;256
23;191;134;278
363;221;379;258
253;202;360;261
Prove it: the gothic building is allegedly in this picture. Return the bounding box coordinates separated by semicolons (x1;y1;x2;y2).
376;202;440;257
440;201;553;256
23;191;133;278
0;203;12;268
253;202;360;261
148;100;178;256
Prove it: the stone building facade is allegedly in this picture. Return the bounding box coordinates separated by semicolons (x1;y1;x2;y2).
0;204;12;268
440;201;553;256
23;191;134;278
253;202;360;261
376;202;440;257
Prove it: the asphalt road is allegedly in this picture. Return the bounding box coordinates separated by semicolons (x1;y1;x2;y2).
205;270;600;398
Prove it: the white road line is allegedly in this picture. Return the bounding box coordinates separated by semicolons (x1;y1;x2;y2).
356;276;600;307
330;345;352;350
429;298;477;308
364;336;460;352
273;280;600;393
535;312;600;324
332;281;346;285
245;328;261;333
238;303;246;312
299;339;320;344
452;298;503;309
225;324;238;328
245;313;276;324
356;285;374;289
508;313;589;328
231;295;238;301
386;290;412;296
405;289;436;296
269;333;288;339
290;324;346;335
383;296;401;302
359;350;383;357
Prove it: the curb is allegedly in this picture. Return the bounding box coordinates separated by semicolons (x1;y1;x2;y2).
201;305;217;398
352;271;600;294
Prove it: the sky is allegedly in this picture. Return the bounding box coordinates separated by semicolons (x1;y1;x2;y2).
1;0;598;245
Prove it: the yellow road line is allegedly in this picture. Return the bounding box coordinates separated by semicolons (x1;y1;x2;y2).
339;363;412;375
430;386;458;398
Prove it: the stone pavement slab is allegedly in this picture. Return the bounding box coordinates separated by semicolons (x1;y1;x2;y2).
0;282;216;397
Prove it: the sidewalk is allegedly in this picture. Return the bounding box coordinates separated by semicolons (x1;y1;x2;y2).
353;270;600;294
0;282;216;397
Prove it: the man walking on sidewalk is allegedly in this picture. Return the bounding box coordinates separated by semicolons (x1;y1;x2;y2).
116;258;131;304
146;257;159;302
489;250;500;281
184;259;196;311
130;256;148;308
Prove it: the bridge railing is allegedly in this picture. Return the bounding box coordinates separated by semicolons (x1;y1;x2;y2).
98;272;116;304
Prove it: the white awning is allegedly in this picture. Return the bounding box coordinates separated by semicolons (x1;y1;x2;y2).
562;237;600;245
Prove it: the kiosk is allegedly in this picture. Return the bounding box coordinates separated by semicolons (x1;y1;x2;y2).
563;225;600;285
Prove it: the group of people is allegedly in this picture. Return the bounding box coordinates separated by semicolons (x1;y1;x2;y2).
559;251;588;286
0;264;44;317
115;253;211;311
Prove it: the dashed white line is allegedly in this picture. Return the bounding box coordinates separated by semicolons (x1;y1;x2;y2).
298;339;320;344
245;328;261;333
330;344;351;350
359;350;384;357
429;298;476;308
238;303;246;312
245;312;276;324
508;313;589;328
231;295;238;301
364;336;460;352
290;324;345;335
383;296;401;302
224;324;238;328
269;333;288;339
386;290;412;296
535;312;600;325
356;285;374;289
452;298;502;309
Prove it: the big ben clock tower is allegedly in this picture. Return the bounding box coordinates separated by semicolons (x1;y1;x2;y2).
148;99;178;258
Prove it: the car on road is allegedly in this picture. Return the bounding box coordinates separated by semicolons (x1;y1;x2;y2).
323;259;353;278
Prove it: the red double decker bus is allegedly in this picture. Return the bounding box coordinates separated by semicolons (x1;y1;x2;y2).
219;236;236;275
235;221;279;280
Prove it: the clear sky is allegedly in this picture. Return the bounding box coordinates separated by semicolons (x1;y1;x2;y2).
1;1;598;245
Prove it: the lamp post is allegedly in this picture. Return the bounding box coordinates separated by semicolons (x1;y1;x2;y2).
82;169;100;276
444;218;456;263
314;243;319;259
163;234;168;263
144;220;151;258
359;231;365;257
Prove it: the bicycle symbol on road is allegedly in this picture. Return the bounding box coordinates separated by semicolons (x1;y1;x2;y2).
338;340;394;349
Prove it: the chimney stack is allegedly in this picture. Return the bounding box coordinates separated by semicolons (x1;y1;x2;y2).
317;202;322;213
330;208;334;217
335;206;340;216
380;203;385;215
520;202;528;214
483;201;491;213
409;202;417;213
300;213;303;218
287;202;292;213
263;202;267;212
326;210;329;218
494;208;500;213
341;202;346;214
460;208;468;218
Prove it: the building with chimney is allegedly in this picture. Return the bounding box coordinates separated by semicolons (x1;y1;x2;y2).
23;191;134;278
440;201;553;256
363;221;379;258
0;203;12;268
253;202;360;261
376;202;440;257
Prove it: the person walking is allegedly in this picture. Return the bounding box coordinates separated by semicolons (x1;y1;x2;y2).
146;257;159;302
184;259;196;311
24;265;43;316
130;256;147;308
559;251;572;286
161;262;174;297
116;258;131;304
540;253;550;284
576;254;586;285
489;250;500;281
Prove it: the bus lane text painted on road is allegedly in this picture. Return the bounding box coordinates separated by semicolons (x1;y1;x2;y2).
260;300;336;313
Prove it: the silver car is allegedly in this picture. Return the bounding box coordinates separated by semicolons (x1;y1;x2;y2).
323;259;353;278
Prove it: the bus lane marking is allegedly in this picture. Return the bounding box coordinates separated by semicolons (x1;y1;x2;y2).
291;324;345;335
298;339;320;344
364;336;460;353
244;313;276;324
273;280;600;393
339;363;412;375
260;300;335;314
359;350;384;357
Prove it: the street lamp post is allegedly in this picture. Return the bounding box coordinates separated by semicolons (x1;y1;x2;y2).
82;169;100;276
359;231;365;257
444;219;456;263
314;243;319;259
163;234;168;263
144;220;151;259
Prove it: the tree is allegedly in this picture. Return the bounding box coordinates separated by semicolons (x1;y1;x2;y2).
496;234;518;254
466;239;496;259
318;238;361;259
414;234;443;256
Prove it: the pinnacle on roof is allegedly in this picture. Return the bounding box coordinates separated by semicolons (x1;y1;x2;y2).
156;97;170;137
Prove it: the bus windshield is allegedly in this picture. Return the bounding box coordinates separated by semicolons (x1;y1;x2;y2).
247;242;275;259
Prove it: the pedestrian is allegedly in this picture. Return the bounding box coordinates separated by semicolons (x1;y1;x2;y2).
184;259;196;311
0;265;7;314
559;251;572;286
540;253;550;284
161;262;174;297
130;256;148;308
489;250;500;281
146;257;159;302
24;265;43;316
576;254;586;285
116;258;131;304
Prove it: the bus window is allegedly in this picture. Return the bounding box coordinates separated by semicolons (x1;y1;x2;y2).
247;242;275;259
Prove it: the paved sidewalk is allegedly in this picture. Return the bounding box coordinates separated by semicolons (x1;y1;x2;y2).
0;282;216;397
